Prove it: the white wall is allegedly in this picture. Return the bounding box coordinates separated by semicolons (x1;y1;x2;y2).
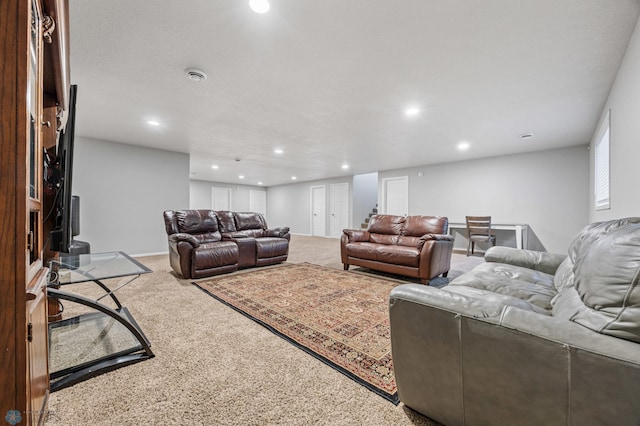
267;176;352;234
379;146;589;254
590;17;640;222
190;180;265;212
73;137;189;255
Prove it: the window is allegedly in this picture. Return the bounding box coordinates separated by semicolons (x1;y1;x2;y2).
594;110;610;210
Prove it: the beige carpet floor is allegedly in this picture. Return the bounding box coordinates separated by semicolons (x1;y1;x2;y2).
46;235;484;425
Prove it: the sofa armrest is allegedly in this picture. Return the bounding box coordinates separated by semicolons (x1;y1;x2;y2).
265;227;290;238
484;246;567;275
390;284;504;320
343;229;370;242
419;233;454;245
169;233;199;247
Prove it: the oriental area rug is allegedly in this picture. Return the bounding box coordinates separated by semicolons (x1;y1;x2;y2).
193;263;400;404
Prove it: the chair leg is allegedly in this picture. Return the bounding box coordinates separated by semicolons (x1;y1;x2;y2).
442;271;449;278
466;241;471;256
343;264;349;271
471;241;475;255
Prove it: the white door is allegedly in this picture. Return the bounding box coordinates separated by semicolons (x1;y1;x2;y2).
310;185;326;236
212;187;231;210
382;176;408;216
330;183;349;238
249;190;267;217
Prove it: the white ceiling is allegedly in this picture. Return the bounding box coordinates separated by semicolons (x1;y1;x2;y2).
69;0;640;187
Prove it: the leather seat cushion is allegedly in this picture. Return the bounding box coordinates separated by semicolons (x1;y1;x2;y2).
193;241;238;269
256;238;289;258
449;262;557;310
345;242;380;261
377;245;420;267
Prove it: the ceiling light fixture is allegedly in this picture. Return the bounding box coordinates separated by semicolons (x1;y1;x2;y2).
291;176;297;180
258;182;263;185
274;148;283;154
147;120;160;126
405;107;420;117
249;0;270;14
184;68;208;82
239;175;245;179
520;133;534;140
457;142;470;151
341;164;349;170
211;165;219;169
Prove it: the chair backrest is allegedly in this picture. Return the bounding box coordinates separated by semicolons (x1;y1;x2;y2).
466;216;492;236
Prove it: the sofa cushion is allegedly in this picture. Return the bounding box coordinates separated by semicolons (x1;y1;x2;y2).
377;245;421;267
370;233;400;245
569;222;640;343
176;210;222;243
345;242;380;261
403;215;448;236
368;214;405;235
256;238;289;259
449;262;557;310
234;212;267;231
193;241;238;269
216;210;237;233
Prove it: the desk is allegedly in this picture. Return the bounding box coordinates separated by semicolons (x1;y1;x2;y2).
47;252;155;392
448;223;529;249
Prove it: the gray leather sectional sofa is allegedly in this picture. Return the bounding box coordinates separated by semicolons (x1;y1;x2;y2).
389;217;640;425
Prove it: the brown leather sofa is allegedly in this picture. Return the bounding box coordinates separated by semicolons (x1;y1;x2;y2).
341;214;453;284
389;217;640;425
163;210;290;279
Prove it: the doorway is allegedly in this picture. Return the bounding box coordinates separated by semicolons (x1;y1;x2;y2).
249;190;267;217
381;176;408;216
212;187;231;210
310;185;326;236
330;183;349;238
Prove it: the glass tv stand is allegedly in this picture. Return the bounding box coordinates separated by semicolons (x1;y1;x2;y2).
47;251;155;392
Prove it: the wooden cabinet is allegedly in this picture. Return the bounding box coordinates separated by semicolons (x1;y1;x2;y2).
0;0;70;424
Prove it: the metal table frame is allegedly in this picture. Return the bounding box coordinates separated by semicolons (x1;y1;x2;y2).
47;251;155;392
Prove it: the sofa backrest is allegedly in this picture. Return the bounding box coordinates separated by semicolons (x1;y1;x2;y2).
233;212;267;238
215;210;237;233
166;210;222;243
366;214;449;247
368;215;404;245
552;217;640;343
399;216;449;247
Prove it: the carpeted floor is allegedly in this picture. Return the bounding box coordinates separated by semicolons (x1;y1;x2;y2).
46;235;484;425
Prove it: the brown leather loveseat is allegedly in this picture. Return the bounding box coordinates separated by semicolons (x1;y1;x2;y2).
341;214;453;284
163;210;290;279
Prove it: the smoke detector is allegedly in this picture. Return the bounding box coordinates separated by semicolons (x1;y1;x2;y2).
185;68;207;82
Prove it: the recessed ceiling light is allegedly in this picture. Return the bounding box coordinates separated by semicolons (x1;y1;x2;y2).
147;120;160;126
457;142;470;151
520;133;534;140
405;107;420;117
341;164;349;170
249;0;270;13
274;148;284;154
258;182;263;185
184;68;207;82
239;175;245;179
291;176;297;180
211;165;219;169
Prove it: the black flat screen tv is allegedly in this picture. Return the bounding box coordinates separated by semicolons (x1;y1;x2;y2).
50;84;78;253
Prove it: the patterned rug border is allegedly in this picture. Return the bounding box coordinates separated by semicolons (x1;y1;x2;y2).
192;263;399;405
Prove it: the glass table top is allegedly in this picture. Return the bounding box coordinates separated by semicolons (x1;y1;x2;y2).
56;251;152;285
